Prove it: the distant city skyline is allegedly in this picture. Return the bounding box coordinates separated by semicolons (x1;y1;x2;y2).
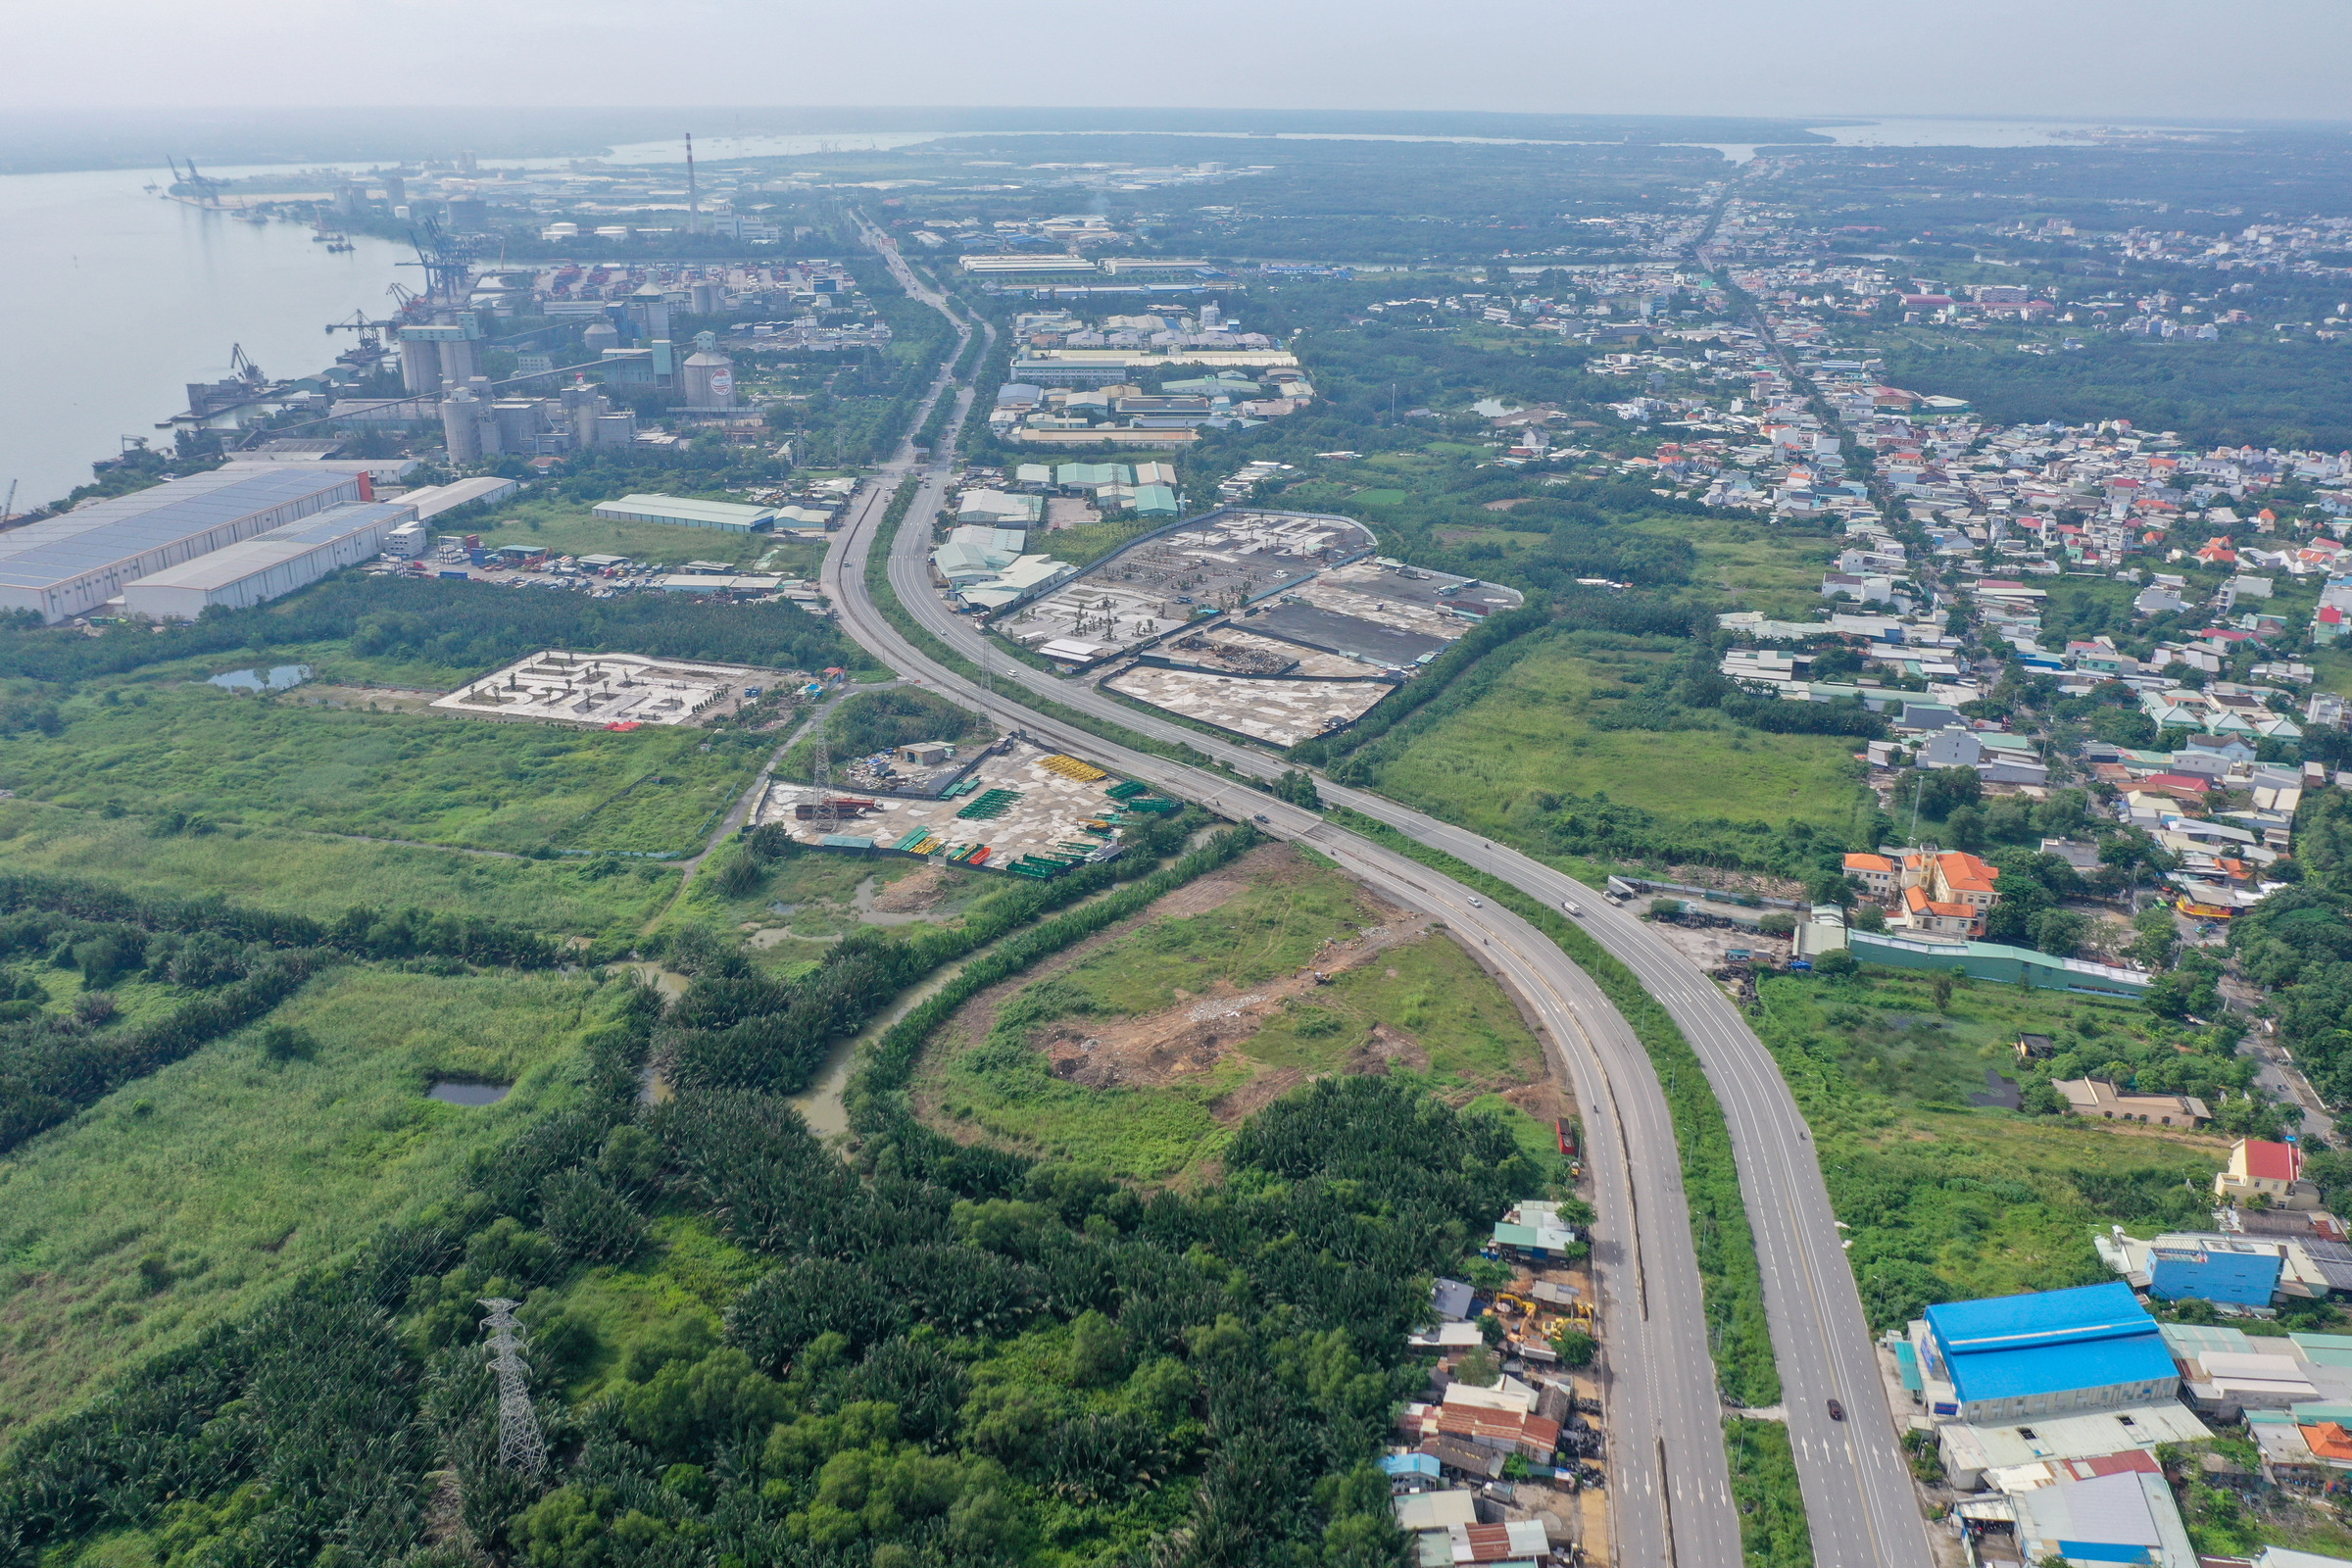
11;0;2351;122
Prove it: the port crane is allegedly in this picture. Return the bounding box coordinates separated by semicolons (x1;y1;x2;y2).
166;157;228;206
399;218;480;306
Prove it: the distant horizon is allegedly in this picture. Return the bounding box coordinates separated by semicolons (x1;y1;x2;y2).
4;104;2349;180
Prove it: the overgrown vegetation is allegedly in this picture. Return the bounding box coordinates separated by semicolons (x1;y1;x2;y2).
0;815;1548;1568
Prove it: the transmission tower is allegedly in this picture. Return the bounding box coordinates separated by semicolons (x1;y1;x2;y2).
810;698;840;840
477;1298;546;1476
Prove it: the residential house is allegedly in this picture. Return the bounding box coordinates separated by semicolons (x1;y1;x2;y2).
2217;1139;2322;1210
2055;1077;2213;1129
1888;848;2002;936
1844;852;1899;899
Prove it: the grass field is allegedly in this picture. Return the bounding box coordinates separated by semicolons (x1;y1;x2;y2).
916;848;1556;1181
464;497;829;576
1369;636;1874;840
0;685;766;857
0;800;678;935
0;964;612;1434
1637;514;1839;620
1755;968;2235;1319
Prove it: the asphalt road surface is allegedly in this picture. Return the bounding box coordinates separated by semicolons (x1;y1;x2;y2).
826;224;1931;1568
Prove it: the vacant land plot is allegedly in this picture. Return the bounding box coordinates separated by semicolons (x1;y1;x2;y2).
0;802;677;935
463;497;828;575
914;845;1558;1181
1755;968;2234;1324
0;687;766;856
1634;514;1839;620
0;965;611;1433
1370;636;1873;840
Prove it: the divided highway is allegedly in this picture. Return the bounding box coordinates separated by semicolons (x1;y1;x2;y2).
830;230;1930;1568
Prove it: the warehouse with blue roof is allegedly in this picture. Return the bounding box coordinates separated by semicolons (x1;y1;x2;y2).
1917;1282;2178;1423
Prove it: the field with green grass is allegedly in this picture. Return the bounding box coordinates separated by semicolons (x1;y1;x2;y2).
0;964;614;1433
465;497;829;575
1638;514;1839;620
0;799;678;935
915;846;1558;1181
0;685;767;856
1756;966;2240;1324
1367;633;1875;844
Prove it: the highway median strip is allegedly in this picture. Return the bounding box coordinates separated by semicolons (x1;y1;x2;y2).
1327;806;1812;1568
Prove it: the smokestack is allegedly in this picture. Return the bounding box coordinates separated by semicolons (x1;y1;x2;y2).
685;131;700;236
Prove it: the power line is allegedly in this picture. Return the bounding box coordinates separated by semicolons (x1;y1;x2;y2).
477;1298;546;1476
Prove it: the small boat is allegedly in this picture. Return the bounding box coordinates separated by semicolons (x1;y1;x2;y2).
325;239;354;253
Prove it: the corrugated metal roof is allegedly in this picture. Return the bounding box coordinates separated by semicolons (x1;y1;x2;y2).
122;502;411;593
1926;1284;2175;1405
0;466;359;590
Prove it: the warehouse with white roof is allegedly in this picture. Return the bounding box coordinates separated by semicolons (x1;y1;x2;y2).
122;501;416;619
590;494;776;532
0;465;366;622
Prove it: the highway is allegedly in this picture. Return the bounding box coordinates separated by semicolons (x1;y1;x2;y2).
830;228;1930;1568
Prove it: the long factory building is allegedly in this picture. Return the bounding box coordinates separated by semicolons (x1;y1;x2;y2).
0;465;369;622
122;500;416;619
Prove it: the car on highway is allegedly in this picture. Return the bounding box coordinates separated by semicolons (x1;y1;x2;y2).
1468;896;1483;907
1253;813;1269;823
1564;901;1584;916
1827;1397;1845;1422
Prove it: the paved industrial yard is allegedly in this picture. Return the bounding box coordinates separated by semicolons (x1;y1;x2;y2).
996;508;1374;659
1101;665;1393;747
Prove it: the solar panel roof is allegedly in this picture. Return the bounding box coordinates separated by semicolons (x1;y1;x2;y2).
0;466;360;592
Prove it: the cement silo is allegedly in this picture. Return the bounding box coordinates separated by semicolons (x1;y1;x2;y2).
682;348;736;410
560;383;604;449
594;411;638;446
398;330;444;395
492;400;545;453
439;333;479;384
440;388;483;462
690;280;724;315
582;319;619;358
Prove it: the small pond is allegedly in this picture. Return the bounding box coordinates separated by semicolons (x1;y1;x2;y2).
428;1080;512;1106
209;663;312;693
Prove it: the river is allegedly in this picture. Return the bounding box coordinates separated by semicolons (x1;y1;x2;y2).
0;164;409;514
0;116;2175;514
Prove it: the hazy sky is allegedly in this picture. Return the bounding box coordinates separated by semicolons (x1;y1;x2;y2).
12;0;2351;121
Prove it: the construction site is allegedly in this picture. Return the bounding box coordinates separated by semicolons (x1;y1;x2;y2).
754;738;1179;878
992;508;1375;662
429;650;808;727
1091;553;1524;745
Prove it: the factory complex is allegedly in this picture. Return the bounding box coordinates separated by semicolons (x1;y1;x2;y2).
429;650;801;727
0;463;389;622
